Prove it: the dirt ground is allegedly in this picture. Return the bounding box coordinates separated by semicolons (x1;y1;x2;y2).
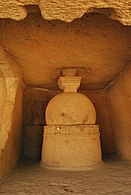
0;156;131;195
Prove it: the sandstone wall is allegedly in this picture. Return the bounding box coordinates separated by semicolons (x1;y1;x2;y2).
0;81;23;177
0;13;130;91
0;75;6;130
82;90;114;154
0;0;130;177
106;64;131;160
0;0;130;25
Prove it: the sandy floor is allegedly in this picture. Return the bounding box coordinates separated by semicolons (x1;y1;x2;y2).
0;156;131;195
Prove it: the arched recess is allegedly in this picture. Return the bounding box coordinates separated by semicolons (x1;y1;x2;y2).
0;46;24;177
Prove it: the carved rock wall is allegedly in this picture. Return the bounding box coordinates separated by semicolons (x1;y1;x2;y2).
0;13;130;90
106;63;131;161
0;0;130;25
0;82;23;177
0;47;23;178
0;0;130;177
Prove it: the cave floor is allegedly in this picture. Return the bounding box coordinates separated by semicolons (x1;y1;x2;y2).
0;156;131;195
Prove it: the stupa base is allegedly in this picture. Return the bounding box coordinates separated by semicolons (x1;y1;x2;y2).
41;125;102;171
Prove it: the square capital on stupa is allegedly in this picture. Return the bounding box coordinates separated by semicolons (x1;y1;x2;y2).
58;76;82;92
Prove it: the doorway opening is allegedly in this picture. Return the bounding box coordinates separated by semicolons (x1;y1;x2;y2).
22;88;49;161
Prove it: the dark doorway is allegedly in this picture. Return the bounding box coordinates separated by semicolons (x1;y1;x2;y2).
22;99;48;160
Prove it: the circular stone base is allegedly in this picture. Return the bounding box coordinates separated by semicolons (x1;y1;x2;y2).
41;125;102;170
41;162;104;171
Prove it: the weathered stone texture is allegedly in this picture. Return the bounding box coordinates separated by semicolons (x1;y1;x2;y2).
0;47;23;177
0;13;130;90
0;0;130;25
0;161;131;194
0;0;27;20
42;125;102;170
0;81;23;177
39;0;131;25
107;62;131;160
0;0;130;178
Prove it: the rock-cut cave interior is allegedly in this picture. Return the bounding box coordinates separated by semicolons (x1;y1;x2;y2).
0;4;131;194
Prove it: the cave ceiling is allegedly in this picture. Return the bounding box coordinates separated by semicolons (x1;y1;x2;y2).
0;5;131;90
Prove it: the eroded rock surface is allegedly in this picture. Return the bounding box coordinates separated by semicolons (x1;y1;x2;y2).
0;157;131;195
0;0;130;25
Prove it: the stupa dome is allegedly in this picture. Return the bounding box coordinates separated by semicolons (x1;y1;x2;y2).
46;92;96;125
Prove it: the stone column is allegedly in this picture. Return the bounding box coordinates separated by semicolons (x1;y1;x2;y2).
41;69;102;170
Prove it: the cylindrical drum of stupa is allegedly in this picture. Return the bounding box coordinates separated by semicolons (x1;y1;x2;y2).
41;69;102;170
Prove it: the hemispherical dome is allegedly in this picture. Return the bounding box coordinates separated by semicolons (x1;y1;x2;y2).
46;92;96;125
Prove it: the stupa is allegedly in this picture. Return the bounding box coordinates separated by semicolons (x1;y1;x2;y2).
41;68;102;170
